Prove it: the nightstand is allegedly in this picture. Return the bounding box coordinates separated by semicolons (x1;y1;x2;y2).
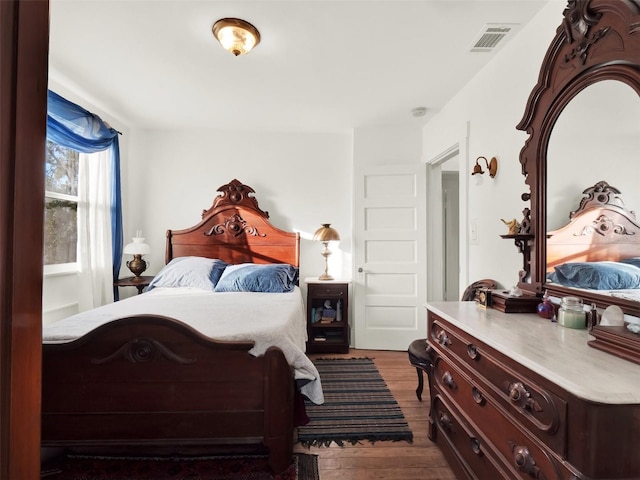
114;275;154;297
304;278;349;353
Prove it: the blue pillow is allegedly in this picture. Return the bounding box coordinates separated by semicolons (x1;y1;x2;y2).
214;263;299;293
551;261;640;290
147;257;228;291
620;257;640;269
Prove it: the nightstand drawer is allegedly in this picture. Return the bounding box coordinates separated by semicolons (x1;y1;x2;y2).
307;284;346;298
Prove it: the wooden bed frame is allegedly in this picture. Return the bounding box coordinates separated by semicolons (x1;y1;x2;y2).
546;180;640;271
41;179;301;474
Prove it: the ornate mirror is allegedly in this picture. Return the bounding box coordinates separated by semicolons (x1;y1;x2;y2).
517;0;640;318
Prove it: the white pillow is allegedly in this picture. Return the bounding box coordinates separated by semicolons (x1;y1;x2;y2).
147;257;228;291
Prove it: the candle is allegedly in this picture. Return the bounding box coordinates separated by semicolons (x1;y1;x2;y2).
558;296;586;329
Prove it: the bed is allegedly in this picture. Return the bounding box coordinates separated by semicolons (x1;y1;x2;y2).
41;179;321;474
546;180;640;301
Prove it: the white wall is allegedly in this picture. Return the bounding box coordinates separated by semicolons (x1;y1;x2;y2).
422;1;560;290
354;127;424;166
547;80;640;230
126;129;353;291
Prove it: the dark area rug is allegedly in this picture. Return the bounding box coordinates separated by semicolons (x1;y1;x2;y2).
298;357;413;447
41;453;319;480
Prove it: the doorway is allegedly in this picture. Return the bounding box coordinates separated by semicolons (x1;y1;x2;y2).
426;143;466;302
442;169;460;300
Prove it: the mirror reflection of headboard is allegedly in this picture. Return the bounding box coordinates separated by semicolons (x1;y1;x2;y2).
546;181;640;303
516;0;640;317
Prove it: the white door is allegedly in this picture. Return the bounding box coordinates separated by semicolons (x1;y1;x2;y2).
353;165;426;350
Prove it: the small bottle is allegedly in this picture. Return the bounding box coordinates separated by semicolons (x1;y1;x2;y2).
537;290;555;320
336;299;342;322
587;303;599;330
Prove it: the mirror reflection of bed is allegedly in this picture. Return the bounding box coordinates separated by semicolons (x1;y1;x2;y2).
546;80;640;305
546;180;640;303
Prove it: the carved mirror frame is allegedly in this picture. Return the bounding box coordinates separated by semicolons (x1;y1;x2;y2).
516;0;640;317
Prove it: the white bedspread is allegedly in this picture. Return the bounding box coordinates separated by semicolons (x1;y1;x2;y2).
609;289;640;303
42;286;324;404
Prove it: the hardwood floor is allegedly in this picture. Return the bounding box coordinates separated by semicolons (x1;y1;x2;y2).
293;349;459;480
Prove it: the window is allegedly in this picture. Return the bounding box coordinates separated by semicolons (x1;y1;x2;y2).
44;139;79;267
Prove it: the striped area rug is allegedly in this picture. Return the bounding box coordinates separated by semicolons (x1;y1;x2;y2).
297;358;413;447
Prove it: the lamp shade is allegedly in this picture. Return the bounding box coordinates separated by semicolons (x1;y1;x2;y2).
313;224;340;242
123;237;151;255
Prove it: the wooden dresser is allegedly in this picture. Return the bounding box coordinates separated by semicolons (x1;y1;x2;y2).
426;302;640;480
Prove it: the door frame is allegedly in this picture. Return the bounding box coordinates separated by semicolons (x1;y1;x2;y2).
425;126;470;302
1;1;49;478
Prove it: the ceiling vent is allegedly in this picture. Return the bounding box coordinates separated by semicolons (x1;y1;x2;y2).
469;24;517;53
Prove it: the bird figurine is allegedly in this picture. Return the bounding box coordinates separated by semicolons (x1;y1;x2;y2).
501;218;521;235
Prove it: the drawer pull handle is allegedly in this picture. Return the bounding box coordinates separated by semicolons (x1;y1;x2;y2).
508;381;543;412
436;330;451;346
442;371;457;390
471;387;485;405
438;412;452;432
511;444;545;479
467;344;479;360
470;437;482;455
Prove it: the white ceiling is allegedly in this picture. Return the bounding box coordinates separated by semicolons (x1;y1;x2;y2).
49;0;550;133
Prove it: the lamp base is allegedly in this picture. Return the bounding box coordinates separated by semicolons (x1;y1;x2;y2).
126;254;148;277
318;273;334;281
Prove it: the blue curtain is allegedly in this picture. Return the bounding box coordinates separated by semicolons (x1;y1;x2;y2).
46;90;123;299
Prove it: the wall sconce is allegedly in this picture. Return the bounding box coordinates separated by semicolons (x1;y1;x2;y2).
123;231;151;279
212;18;261;56
312;223;341;280
471;156;498;185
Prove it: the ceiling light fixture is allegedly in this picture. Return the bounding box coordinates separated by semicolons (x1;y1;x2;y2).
212;18;261;56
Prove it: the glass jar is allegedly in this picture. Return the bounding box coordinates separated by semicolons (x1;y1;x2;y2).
557;296;586;329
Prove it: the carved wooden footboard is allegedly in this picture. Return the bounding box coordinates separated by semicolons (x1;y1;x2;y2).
41;315;295;474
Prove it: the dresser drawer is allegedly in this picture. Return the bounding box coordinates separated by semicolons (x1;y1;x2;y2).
429;312;567;455
432;395;511;480
433;355;572;480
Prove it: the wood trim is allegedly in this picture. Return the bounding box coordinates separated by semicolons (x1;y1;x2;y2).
516;0;640;316
0;1;49;478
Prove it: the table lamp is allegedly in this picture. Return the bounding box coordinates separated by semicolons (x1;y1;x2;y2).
123;231;151;280
312;223;340;280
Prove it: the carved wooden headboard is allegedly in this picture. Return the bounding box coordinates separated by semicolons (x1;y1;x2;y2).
165;179;300;267
546;181;640;271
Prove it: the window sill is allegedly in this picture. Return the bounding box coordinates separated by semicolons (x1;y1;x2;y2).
43;263;79;278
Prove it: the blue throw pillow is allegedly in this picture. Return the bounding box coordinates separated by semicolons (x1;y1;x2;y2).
620;257;640;269
214;263;299;293
551;261;640;290
147;257;228;291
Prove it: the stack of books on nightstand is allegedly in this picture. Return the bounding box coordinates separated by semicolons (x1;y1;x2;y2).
320;307;336;323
